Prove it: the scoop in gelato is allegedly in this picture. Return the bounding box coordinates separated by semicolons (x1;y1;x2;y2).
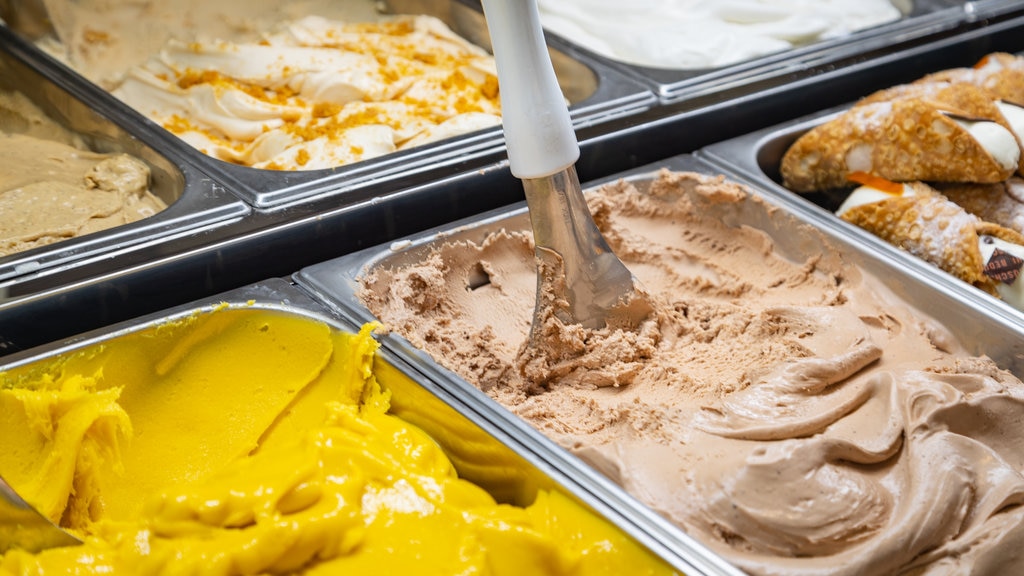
360;169;1024;574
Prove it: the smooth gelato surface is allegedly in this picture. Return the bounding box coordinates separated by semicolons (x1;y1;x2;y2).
360;170;1024;575
538;0;907;69
0;90;166;257
36;0;501;170
0;309;676;575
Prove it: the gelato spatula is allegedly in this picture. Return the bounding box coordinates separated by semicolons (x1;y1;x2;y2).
480;0;649;333
1;474;80;553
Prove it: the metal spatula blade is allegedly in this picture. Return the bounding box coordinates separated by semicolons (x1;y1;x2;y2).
480;0;648;334
1;474;81;553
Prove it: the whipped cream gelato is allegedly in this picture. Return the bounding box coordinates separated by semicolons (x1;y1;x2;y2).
33;1;501;171
113;15;500;170
360;170;1024;574
538;0;907;69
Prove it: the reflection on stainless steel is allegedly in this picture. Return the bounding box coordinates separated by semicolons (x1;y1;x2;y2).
0;0;55;41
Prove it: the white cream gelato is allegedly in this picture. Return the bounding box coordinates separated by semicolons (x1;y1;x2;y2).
537;0;907;69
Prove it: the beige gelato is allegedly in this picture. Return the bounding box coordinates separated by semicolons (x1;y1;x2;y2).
34;1;501;170
360;170;1024;574
0;90;166;257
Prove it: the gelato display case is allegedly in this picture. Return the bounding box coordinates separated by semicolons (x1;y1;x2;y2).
0;0;655;209
0;279;731;575
3;0;1024;574
294;155;1024;574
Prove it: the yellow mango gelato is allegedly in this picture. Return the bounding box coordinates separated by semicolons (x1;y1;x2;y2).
0;307;676;575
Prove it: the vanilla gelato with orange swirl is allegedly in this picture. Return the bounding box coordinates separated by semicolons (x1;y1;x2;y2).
111;15;500;170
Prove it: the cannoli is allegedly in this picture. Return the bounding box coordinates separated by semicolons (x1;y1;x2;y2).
781;84;1020;192
936;177;1024;235
909;62;1024;175
860;82;1024;171
922;52;1024;107
837;172;1024;307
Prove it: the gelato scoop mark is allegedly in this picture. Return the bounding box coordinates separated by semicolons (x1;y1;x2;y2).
361;170;1024;574
0;310;676;575
0;91;167;257
112;15;502;170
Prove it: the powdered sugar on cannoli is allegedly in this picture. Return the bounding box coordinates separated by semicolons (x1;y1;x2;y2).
782;92;1019;191
840;175;1024;304
842;103;892;173
938;177;1024;235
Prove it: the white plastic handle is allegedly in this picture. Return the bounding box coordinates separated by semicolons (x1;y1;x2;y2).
480;0;580;179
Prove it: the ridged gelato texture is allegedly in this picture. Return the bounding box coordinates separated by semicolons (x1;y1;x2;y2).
360;170;1024;574
538;0;905;69
0;309;675;575
112;15;501;170
0;90;167;256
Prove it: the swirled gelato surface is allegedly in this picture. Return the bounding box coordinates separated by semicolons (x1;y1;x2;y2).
360;170;1024;574
35;0;501;170
538;0;907;69
112;15;501;170
0;90;166;256
0;310;675;575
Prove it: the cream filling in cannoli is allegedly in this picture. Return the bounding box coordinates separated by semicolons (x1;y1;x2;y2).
978;234;1024;310
950;116;1020;172
997;101;1024;144
836;182;912;217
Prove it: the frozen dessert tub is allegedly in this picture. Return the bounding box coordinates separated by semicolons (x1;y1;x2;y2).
530;0;1018;104
0;0;655;210
0;27;248;286
0;278;732;575
293;154;1024;574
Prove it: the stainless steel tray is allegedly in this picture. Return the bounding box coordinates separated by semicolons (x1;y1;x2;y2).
0;278;710;575
0;28;249;286
300;154;1024;372
698;51;1024;347
566;11;1024;201
0;0;655;209
293;153;1024;575
534;0;1018;104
